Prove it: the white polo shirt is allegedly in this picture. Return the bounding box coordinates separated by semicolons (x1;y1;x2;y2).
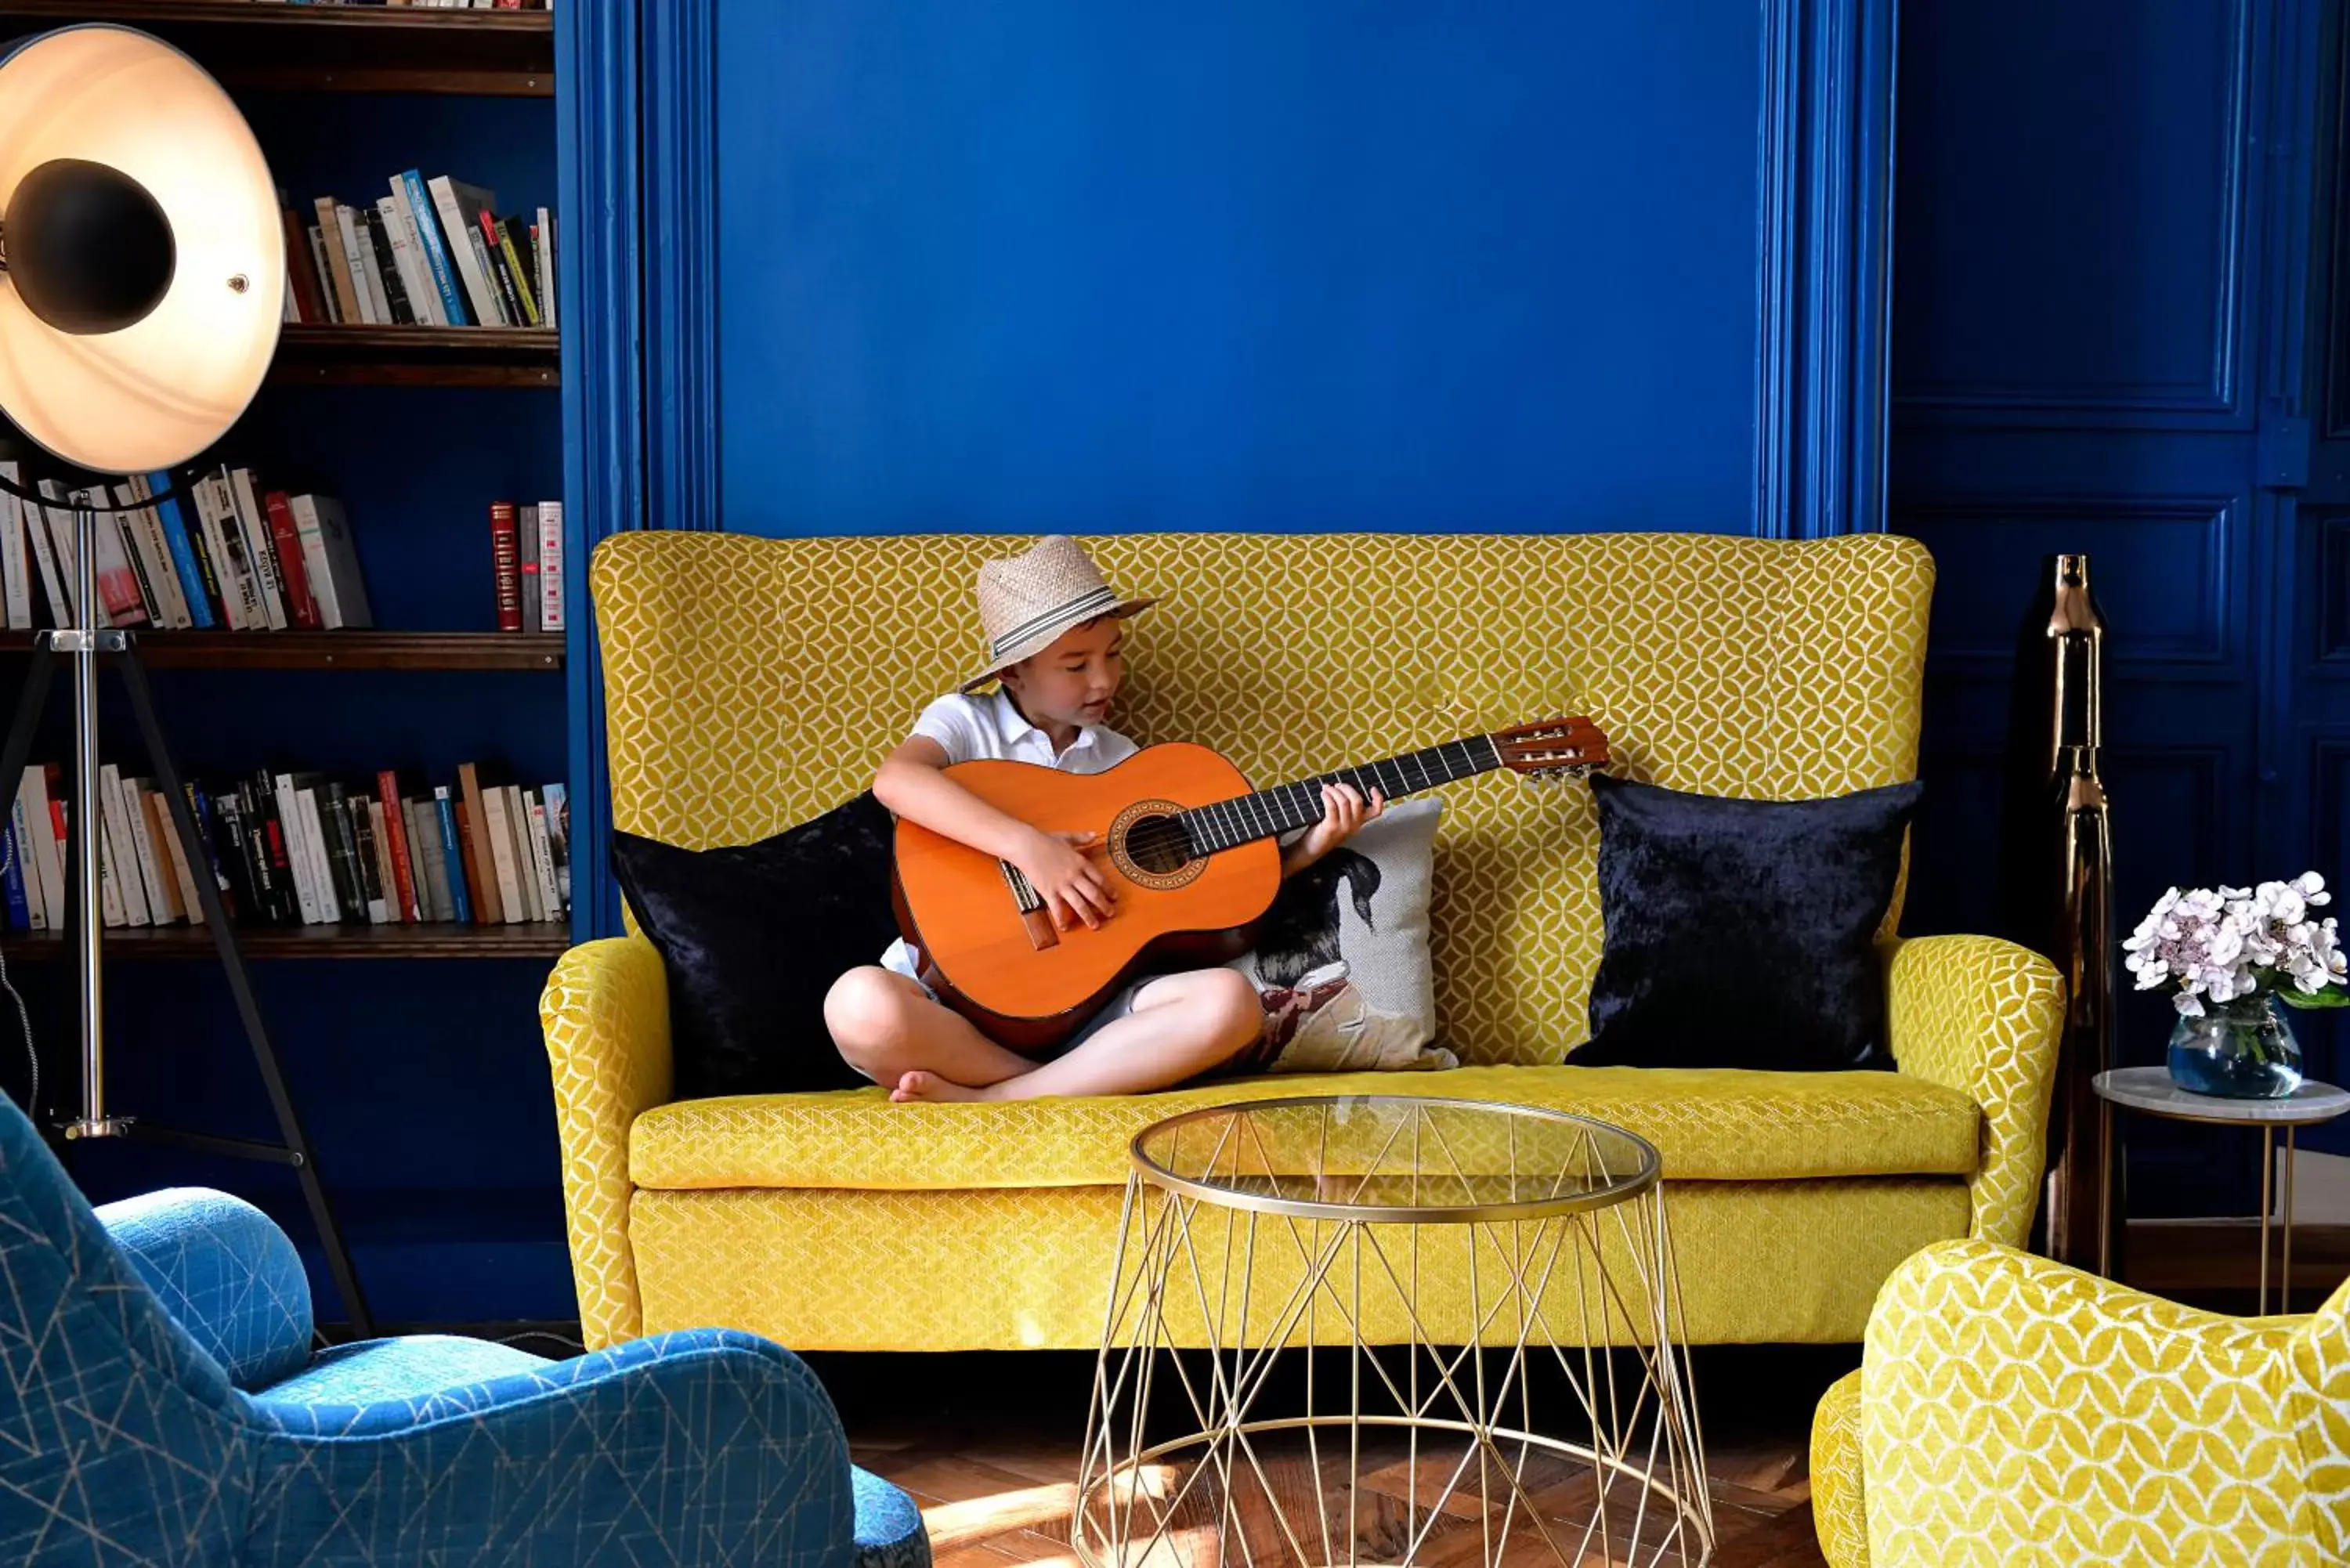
880;690;1139;980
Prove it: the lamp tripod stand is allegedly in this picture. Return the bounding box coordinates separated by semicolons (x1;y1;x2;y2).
0;480;373;1337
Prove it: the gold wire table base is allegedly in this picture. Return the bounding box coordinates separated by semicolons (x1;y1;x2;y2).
1076;1168;1712;1568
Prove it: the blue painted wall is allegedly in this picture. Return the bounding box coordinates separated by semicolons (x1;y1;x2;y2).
714;1;1767;537
1892;0;2342;1213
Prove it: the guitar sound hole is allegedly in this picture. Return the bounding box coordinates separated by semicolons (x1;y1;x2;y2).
1124;813;1194;876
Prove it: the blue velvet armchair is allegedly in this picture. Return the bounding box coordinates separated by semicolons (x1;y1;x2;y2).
0;1093;930;1566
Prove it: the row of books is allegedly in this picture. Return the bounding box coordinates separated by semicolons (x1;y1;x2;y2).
0;764;570;934
0;462;371;635
494;502;566;633
284;172;555;331
308;2;555;10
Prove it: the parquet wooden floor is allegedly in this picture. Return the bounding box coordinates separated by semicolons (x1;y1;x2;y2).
826;1347;1843;1568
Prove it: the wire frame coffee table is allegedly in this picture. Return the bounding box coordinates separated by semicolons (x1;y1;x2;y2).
1076;1097;1711;1568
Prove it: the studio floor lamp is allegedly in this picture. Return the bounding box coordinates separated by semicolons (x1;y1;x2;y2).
0;23;371;1333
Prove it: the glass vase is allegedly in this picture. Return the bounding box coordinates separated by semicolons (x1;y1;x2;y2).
2167;995;2304;1099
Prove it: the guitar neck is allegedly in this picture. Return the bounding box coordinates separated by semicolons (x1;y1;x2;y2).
1175;735;1503;854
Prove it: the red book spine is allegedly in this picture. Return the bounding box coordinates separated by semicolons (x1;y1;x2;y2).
261;491;321;630
490;503;522;632
375;769;418;923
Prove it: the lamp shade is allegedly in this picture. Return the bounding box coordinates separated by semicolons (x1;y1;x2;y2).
0;25;283;474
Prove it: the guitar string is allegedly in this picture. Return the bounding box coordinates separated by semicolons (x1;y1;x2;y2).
1107;736;1541;864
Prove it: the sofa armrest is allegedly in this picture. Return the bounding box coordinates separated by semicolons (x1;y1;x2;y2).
1860;1238;2330;1566
1882;934;2064;1248
98;1187;313;1390
540;934;674;1348
245;1328;867;1565
1810;1369;1867;1568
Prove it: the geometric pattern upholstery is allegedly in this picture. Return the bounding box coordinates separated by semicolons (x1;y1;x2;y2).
627;1060;1985;1190
546;530;2066;1353
98;1187;313;1391
624;1176;1976;1353
0;1092;930;1568
1813;1238;2350;1566
589;528;1941;1064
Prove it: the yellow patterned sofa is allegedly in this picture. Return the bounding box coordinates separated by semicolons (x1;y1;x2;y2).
1811;1239;2350;1566
542;530;2065;1353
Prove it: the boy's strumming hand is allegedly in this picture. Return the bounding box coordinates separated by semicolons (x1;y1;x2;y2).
1015;828;1116;931
1286;782;1385;875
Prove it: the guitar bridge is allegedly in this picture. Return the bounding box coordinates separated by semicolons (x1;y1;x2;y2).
1000;860;1059;951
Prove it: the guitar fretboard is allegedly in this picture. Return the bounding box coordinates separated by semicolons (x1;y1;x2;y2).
1175;736;1503;855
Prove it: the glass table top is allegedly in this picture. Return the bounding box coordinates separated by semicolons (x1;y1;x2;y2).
1129;1095;1661;1222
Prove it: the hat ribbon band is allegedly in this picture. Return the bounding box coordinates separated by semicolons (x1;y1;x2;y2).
989;584;1120;661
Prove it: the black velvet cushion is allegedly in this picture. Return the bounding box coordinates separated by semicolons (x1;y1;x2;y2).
610;792;900;1099
1572;775;1923;1071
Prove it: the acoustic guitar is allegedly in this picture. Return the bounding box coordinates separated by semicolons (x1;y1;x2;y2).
890;718;1609;1050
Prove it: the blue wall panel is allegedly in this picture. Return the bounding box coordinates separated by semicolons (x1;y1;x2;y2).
713;0;1763;537
1893;0;2254;421
1892;0;2336;1212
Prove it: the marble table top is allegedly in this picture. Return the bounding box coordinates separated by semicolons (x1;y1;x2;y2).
2092;1066;2350;1125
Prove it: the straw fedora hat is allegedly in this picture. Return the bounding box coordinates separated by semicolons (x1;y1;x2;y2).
960;536;1155;692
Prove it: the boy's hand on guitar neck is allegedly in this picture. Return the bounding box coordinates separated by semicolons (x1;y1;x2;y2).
1283;782;1386;876
1013;826;1117;932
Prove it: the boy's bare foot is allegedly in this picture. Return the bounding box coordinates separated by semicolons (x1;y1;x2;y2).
890;1070;992;1104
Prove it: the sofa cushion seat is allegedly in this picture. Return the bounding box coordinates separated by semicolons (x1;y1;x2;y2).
628;1062;1980;1192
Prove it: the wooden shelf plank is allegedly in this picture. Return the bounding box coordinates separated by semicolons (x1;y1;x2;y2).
270;326;560;389
0;2;555;96
0;631;562;672
0;921;571;961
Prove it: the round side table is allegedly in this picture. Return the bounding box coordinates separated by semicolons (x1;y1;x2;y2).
1076;1095;1712;1568
2092;1066;2350;1313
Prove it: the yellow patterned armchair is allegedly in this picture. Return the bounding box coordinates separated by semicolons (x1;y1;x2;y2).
1811;1239;2350;1566
544;531;2066;1353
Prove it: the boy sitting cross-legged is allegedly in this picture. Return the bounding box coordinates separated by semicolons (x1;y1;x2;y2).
823;534;1383;1104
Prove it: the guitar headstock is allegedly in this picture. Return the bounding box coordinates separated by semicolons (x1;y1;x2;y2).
1491;716;1610;777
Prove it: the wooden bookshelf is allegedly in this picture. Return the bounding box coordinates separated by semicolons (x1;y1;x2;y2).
0;631;563;671
270;326;560;389
2;921;570;961
0;2;554;96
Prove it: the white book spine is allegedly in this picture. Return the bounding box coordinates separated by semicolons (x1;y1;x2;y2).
272;774;324;923
118;477;191;630
536;206;555;331
0;480;25;632
99;765;150;927
334;204;381;325
526;792;561;921
124;783;175;924
386;182;450;326
537;500;565;631
288;495;343;629
298;789;340;923
157;790;204;927
375;195;434;328
428;175;504;327
192;476;251;631
9;794;42;930
17;770;60;930
8;464;67;628
226;469;288;630
503;786;542;921
36;481;98;627
305;496;371;629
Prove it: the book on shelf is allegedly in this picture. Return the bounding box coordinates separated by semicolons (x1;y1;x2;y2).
283;168;555;331
0;462;374;636
0;761;570;935
491;500;565;632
